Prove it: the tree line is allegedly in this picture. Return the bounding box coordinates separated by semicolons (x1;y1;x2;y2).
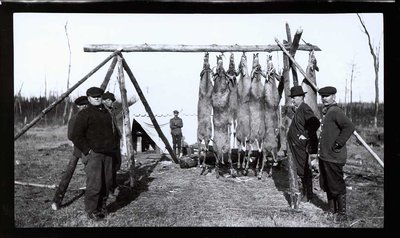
14;95;383;128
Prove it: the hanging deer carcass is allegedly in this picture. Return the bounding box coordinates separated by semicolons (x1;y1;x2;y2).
244;53;265;177
301;50;321;120
197;52;214;174
226;53;240;168
260;54;280;178
211;55;235;178
235;52;252;173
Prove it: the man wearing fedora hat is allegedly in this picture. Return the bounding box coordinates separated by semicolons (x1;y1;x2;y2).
71;87;120;221
317;86;354;224
287;86;320;205
52;96;88;210
170;110;183;158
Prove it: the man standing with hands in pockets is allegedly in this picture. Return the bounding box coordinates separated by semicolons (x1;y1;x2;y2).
71;87;120;221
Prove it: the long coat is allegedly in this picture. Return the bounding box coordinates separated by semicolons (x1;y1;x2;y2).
287;102;320;177
170;116;183;136
318;103;355;164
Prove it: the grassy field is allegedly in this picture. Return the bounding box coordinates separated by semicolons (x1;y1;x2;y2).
13;125;384;229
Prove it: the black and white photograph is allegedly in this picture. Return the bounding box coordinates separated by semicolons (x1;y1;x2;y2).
2;1;394;233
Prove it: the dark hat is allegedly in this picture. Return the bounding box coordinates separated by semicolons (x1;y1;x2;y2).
86;87;104;97
318;86;337;96
74;96;89;106
173;110;179;114
102;91;116;101
289;86;307;97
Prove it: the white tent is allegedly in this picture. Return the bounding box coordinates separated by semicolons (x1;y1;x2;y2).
128;100;199;154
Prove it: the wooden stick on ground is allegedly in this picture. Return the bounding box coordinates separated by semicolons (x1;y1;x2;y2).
15;181;57;189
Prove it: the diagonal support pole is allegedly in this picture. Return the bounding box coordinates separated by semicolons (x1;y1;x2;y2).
14;50;120;140
120;54;179;164
275;38;383;168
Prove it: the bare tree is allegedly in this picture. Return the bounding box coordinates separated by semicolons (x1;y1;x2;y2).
63;20;72;125
348;62;357;121
44;74;48;126
357;13;381;128
15;82;23;115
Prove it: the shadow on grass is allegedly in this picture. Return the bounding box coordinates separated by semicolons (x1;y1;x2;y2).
61;190;85;208
106;156;161;213
270;158;328;211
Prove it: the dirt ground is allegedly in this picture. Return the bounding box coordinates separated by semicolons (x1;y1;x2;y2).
13;126;384;229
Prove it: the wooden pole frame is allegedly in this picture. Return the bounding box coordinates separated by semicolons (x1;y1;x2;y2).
14;50;120;140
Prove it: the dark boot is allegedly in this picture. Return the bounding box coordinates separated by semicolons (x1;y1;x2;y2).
301;177;313;202
334;193;347;223
326;192;337;215
291;192;301;209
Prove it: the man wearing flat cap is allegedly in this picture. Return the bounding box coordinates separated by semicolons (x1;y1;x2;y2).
102;91;122;197
51;96;88;210
71;87;120;221
317;86;354;224
170;110;183;158
287;86;320;206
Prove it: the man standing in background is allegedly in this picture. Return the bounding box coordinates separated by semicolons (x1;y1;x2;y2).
102;91;122;197
51;96;88;210
170;110;183;158
317;86;355;224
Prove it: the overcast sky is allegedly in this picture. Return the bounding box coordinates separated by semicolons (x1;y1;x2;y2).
14;13;384;111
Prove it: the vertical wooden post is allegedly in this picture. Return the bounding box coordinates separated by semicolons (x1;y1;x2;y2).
117;55;136;187
281;38;299;207
286;23;299;86
120;55;179;164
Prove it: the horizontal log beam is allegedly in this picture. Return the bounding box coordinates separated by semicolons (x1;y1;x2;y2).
84;43;321;53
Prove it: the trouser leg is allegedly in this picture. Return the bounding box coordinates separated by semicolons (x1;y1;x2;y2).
84;153;103;214
177;134;182;156
98;154;113;215
334;193;347;223
327;192;337;214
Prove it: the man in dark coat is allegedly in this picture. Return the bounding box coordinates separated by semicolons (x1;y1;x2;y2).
51;96;88;210
287;86;320;203
170;110;183;158
71;87;120;221
317;86;355;223
102;91;122;197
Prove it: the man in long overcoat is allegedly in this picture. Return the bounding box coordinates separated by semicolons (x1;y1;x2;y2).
287;86;320;203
